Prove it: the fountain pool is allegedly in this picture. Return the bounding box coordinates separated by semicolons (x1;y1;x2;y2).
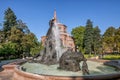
14;11;120;79
21;60;119;76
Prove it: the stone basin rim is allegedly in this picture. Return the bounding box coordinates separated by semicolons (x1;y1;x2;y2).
19;59;120;77
24;71;120;77
17;66;120;79
2;59;120;80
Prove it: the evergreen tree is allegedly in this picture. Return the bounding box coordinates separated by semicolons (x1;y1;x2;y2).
93;26;102;55
3;8;17;32
84;19;93;55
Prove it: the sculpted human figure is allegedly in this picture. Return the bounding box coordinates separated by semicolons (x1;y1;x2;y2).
82;59;89;75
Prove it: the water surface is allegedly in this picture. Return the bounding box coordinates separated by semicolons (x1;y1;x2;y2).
21;61;118;76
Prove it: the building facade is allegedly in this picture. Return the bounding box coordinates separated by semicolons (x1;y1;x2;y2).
41;10;75;51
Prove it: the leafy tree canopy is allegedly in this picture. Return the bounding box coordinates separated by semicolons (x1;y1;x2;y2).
71;26;85;52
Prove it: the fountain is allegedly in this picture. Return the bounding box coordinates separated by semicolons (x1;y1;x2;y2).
33;17;62;65
32;13;89;74
6;11;119;80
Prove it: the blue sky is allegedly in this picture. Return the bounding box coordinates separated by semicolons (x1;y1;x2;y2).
0;0;120;40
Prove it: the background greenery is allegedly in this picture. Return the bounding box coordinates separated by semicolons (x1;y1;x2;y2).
0;8;43;59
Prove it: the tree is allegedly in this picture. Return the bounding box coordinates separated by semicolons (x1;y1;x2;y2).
0;42;17;59
102;26;116;53
9;26;24;43
17;19;30;34
21;32;39;56
8;26;24;56
0;7;41;59
71;26;85;52
83;19;93;55
9;26;39;57
30;42;43;56
93;26;102;55
115;27;120;53
3;8;17;32
0;30;5;43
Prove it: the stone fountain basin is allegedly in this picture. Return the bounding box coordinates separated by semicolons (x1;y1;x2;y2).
20;61;118;76
2;59;120;80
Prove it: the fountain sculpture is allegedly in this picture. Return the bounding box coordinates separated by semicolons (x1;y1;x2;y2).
33;11;89;75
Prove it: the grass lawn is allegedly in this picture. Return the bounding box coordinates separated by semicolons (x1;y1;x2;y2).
84;54;120;60
102;55;120;60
